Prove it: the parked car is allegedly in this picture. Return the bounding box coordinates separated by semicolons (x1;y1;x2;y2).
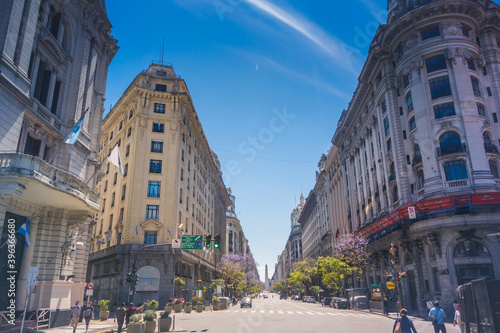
263;294;268;299
280;293;287;300
353;296;368;310
322;297;332;307
241;297;252;308
307;296;316;303
331;297;350;309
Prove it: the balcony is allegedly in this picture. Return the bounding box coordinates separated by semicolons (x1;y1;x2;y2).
484;143;500;155
388;173;396;183
0;153;99;210
412;155;422;167
437;143;467;157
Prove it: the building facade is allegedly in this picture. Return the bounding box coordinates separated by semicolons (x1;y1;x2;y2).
0;0;117;324
226;187;245;255
87;63;229;306
330;0;500;313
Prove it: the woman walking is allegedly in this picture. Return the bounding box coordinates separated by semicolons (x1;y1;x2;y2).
393;309;417;333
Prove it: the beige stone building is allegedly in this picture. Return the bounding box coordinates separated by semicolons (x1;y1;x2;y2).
88;63;229;305
0;0;117;325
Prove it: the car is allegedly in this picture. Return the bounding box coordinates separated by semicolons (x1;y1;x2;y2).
241;297;252;308
302;296;309;302
332;297;350;309
280;293;287;300
321;297;332;307
308;297;316;303
263;294;268;299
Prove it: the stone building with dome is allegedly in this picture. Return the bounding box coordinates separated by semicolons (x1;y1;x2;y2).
328;0;500;313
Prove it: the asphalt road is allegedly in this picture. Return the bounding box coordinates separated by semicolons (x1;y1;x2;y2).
173;294;461;333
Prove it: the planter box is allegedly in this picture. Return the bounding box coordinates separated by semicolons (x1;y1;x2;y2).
196;305;203;313
99;311;109;321
127;322;144;333
185;305;192;313
213;303;220;311
159;317;172;332
164;305;172;313
145;321;156;333
173;304;183;313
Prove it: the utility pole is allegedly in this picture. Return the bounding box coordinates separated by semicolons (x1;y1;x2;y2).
390;243;404;312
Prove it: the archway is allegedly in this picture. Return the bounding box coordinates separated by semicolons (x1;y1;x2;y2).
135;266;160;304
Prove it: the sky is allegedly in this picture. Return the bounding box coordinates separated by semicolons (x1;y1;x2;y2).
104;0;389;280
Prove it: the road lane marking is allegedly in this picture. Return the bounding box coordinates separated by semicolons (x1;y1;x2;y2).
278;311;283;314
335;312;349;316
356;314;372;318
260;310;265;313
233;310;239;313
315;312;326;316
269;310;274;314
326;313;337;316
287;311;294;314
251;310;256;313
306;312;315;315
241;310;247;313
296;311;304;315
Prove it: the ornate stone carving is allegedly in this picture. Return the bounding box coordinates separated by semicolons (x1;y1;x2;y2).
446;47;471;65
404;33;419;50
442;22;462;36
402;57;422;79
477;56;487;68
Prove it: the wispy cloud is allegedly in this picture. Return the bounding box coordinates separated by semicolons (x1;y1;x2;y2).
244;0;362;75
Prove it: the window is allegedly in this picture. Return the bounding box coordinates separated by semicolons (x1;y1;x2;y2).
109;132;114;140
384;116;390;135
376;71;382;86
106;163;110;174
151;140;163;153
494;113;498;123
477;103;486;116
121;184;126;201
467;58;476;71
113;172;117;185
426;54;447;73
487;87;492;96
154;102;166;113
147;181;161;198
386;138;392;152
144;231;157;244
489;161;499;179
149;160;162;173
371;141;375;157
152;122;164;133
471;77;481;96
34;60;52;107
429;76;452;99
129;110;133;119
181;168;184;181
102;198;106;213
47;6;61;39
180;189;183;203
417;170;425;189
155;84;167;92
124;164;128;177
421;26;440;40
406;93;413;112
117;139;121;147
432;267;441;292
126;144;130;157
409;117;416;131
434;102;456;119
146;205;159;219
119;121;123;131
109;214;113;231
111;192;115;207
381;100;387;113
51;80;61;114
403;130;407;140
104;180;108;192
439;131;462;155
118;207;124;222
24;135;41;156
444;160;468;181
403;74;410;88
127;127;132;137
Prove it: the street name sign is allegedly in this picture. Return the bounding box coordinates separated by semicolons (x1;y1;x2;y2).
181;235;203;250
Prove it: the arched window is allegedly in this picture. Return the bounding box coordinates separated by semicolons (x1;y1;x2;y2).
417;170;425;189
483;132;492;145
454;240;490;258
413;144;422;165
439;131;462;155
489;160;499;179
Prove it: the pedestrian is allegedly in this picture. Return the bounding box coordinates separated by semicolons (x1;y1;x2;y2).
428;301;447;333
114;302;127;333
125;302;145;327
168;297;173;304
69;301;81;333
421;297;427;316
83;301;94;333
452;300;459;313
426;299;433;315
393;308;417;333
384;296;389;315
453;304;463;333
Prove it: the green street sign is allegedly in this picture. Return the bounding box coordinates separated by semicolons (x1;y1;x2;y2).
370;284;380;287
192;286;203;290
181;235;203;250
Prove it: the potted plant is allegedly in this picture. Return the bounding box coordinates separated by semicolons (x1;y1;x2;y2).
127;314;144;333
212;296;220;311
173;298;183;313
158;311;172;332
196;301;204;313
98;300;110;320
184;302;192;313
164;302;172;313
146;300;159;311
143;309;156;333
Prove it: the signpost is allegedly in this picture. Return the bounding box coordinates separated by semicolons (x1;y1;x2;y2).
21;267;38;333
181;235;203;250
172;239;181;248
86;282;94;304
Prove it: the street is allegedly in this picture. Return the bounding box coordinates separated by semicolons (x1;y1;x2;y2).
173;295;460;333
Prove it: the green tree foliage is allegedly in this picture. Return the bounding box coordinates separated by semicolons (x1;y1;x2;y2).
315;256;351;295
288;258;316;295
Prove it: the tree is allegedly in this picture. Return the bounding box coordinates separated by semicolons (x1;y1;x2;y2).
315;256;351;296
271;280;288;293
216;254;246;297
334;234;371;274
288;258;316;295
174;277;185;297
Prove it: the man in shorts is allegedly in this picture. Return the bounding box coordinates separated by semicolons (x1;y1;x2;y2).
69;301;82;333
114;302;127;333
83;301;94;333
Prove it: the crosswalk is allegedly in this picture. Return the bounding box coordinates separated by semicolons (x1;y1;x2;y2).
230;309;381;318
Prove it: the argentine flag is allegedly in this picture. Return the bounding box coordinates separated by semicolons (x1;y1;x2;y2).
16;219;30;248
64;109;87;145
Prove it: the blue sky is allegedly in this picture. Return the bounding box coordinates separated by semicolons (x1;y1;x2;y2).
104;0;389;280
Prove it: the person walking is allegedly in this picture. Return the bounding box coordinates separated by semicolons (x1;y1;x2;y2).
421;297;427;316
114;302;127;333
384;296;389;315
392;309;417;333
453;304;463;333
429;301;447;333
125;302;145;327
83;301;94;333
69;301;82;333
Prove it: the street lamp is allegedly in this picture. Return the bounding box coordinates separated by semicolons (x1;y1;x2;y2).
389;243;404;312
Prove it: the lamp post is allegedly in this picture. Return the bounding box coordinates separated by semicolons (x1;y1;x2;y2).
390;243;404;312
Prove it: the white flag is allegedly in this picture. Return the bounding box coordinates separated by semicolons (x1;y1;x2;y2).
107;145;123;177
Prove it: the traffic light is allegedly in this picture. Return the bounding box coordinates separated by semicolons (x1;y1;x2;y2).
214;234;220;249
205;234;212;248
126;273;133;285
135;274;140;285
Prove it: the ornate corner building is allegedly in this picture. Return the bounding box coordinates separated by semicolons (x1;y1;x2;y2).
330;0;500;312
0;0;117;324
88;63;230;306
